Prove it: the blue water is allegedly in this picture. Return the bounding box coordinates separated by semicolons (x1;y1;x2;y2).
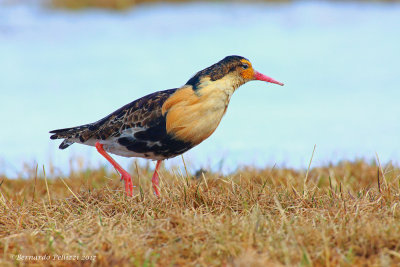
1;2;400;177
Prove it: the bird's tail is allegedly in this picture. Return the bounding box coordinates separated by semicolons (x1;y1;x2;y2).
49;124;92;149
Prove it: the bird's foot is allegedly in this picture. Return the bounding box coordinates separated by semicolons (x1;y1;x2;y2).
120;171;134;197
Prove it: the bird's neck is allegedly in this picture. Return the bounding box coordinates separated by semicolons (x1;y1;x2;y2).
195;74;244;102
161;75;245;145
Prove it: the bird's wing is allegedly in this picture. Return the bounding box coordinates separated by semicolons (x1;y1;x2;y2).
90;88;178;141
50;88;178;147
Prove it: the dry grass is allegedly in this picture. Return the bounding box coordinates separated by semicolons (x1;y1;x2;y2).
0;159;400;266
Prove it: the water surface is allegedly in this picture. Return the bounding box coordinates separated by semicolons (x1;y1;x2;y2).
1;2;399;176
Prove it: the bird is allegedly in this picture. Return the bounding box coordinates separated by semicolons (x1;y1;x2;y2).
49;55;283;197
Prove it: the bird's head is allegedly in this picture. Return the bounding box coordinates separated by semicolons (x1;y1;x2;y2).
185;55;284;93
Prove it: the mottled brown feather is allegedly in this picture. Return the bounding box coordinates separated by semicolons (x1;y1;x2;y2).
50;89;177;148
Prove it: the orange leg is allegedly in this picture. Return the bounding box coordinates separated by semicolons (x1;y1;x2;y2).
152;160;162;197
95;142;133;196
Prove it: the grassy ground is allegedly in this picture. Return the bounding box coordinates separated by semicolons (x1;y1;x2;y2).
0;159;399;266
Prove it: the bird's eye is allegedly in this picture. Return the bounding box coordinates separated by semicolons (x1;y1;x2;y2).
242;64;249;70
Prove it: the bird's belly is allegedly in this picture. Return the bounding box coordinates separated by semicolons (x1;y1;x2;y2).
83;138;158;159
101;141;168;160
98;135;194;160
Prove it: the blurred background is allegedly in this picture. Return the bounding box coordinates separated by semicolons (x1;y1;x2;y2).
0;0;399;177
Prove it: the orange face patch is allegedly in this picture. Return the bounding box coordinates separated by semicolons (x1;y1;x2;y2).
239;59;255;80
